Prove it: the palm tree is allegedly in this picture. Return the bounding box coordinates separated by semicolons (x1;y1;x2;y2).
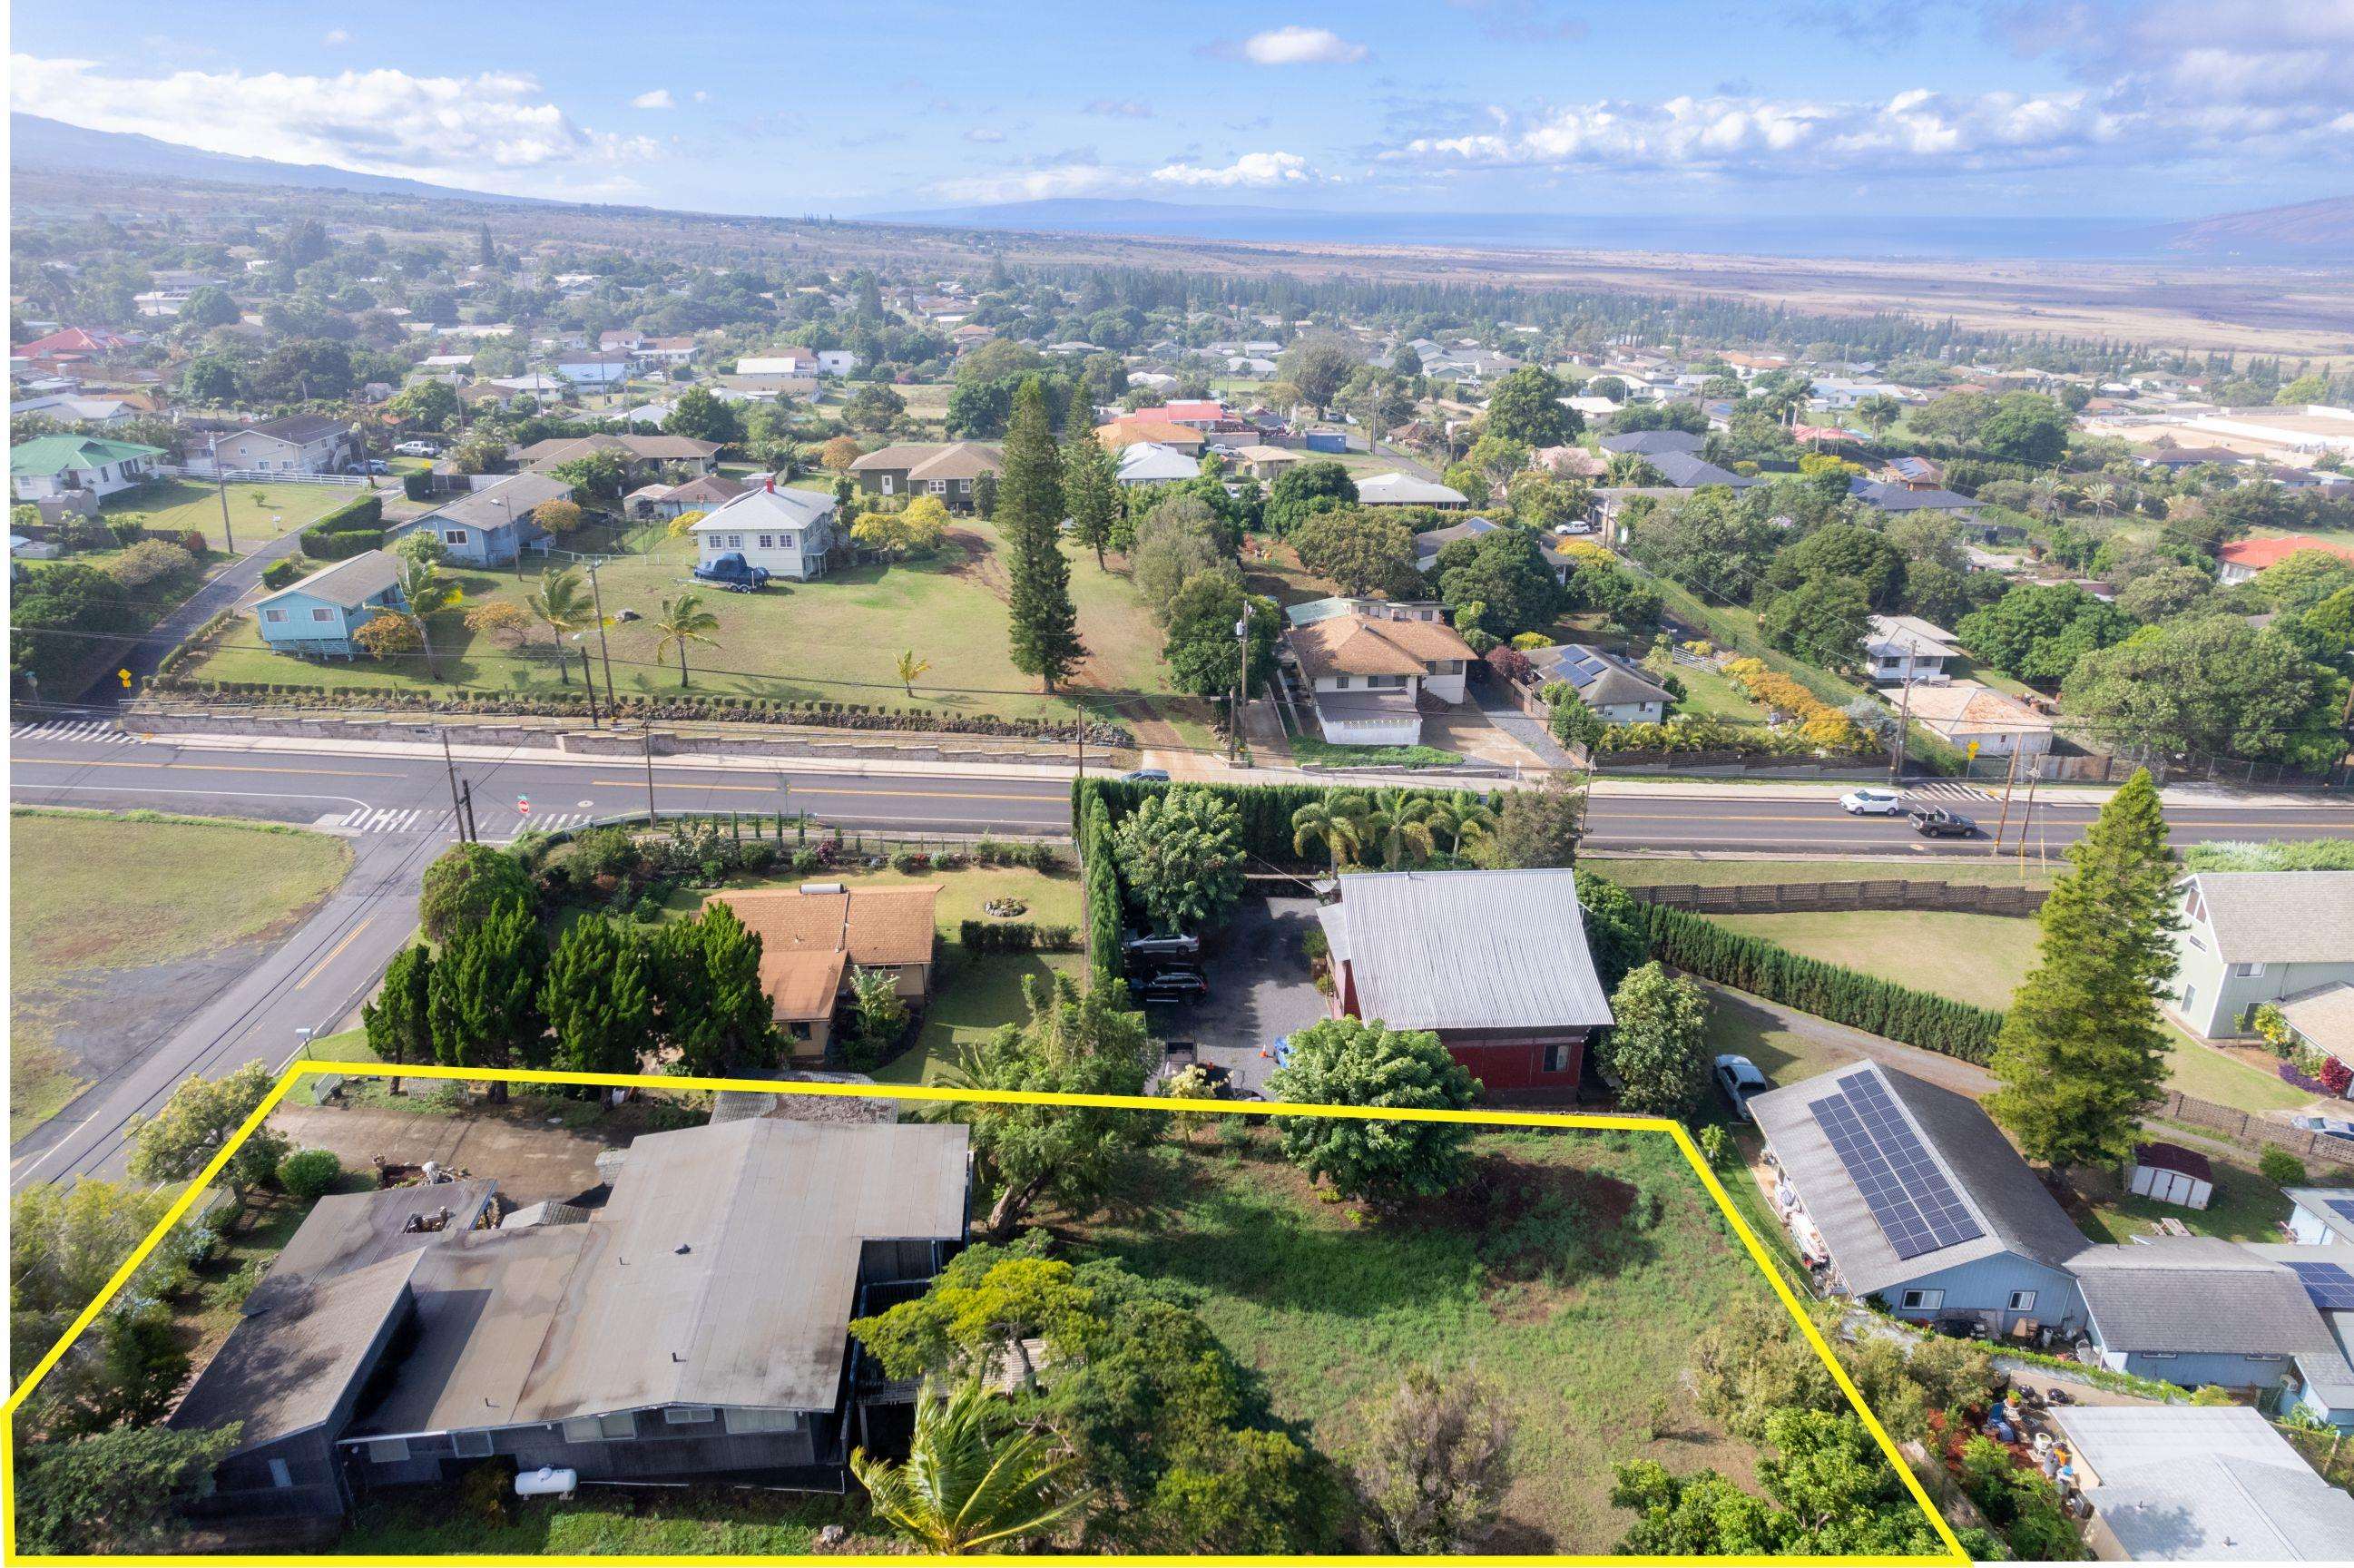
650;593;721;689
1425;797;1498;858
1361;791;1437;869
391;554;462;680
1291;797;1365;876
849;1377;1085;1555
526;566;597;685
896;649;932;698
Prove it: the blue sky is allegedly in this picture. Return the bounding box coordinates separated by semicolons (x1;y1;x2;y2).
11;1;2352;219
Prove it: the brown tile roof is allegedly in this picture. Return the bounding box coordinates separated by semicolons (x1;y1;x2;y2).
848;442;1001;480
1901;681;2054;736
1096;420;1204;453
714;886;941;1020
1289;616;1438;681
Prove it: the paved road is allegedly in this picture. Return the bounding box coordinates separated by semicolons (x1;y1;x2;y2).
70;529;311;707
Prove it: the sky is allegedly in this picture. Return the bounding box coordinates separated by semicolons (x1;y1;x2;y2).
9;0;2354;220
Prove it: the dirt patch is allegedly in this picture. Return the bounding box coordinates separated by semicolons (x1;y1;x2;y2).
941;526;1008;599
266;1099;660;1208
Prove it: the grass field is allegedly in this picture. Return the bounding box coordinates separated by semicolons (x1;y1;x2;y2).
1712;909;2041;1012
1589;856;2057;888
2158;1024;2312;1114
8;810;350;1138
342;1491;868;1557
1064;1125;1819;1552
1661;658;1775;724
185;523;1193;731
100;476;352;554
2070;1148;2297;1245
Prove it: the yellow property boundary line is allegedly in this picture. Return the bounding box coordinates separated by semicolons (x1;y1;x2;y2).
5;1062;1969;1567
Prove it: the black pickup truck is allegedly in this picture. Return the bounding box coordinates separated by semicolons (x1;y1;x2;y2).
1909;807;1980;838
691;552;771;593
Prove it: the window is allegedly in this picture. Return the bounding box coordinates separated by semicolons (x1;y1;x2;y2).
927;479;947;495
263;608;287;624
454;1430;494;1458
757;534;774;550
561;1411;638;1443
789;1021;811;1041
1542;1044;1573;1073
443;529;468;545
1898;1289;1945;1311
663;1406;716;1426
725;534;743;549
265;1456;294;1488
2180;984;2196;1014
366;1439;410;1464
2231;962;2267;978
2143;1351;2177;1361
725;1408;800;1435
2007;1290;2037;1313
311;607;335;622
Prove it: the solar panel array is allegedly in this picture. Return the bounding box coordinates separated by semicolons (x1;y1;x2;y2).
2291;1260;2354;1312
1810;1070;1985;1261
2327;1197;2354;1227
1561;648;1611;687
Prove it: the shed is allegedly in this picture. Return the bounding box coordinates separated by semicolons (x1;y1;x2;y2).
2128;1142;2215;1210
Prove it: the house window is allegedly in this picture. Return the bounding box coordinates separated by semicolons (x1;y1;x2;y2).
2231;962;2266;978
311;607;335;622
443;529;468;545
725;534;743;549
757;534;774;550
2180;985;2196;1014
789;1022;811;1041
2143;1351;2177;1361
2007;1290;2037;1313
560;1411;638;1443
663;1406;716;1426
927;480;947;495
366;1439;410;1464
268;1458;294;1488
1542;1044;1574;1073
1898;1289;1945;1311
453;1431;493;1458
724;1408;799;1435
263;608;287;624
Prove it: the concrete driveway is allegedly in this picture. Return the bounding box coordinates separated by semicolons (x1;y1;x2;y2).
1143;897;1329;1095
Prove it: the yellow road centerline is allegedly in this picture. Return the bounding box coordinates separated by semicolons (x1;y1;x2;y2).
293;917;373;992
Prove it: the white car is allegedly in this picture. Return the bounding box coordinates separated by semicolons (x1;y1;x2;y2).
1839;788;1905;816
1713;1054;1771;1122
392;440;441;457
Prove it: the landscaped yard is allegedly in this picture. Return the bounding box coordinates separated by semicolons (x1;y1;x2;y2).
1063;1125;1841;1552
1659;657;1775;725
182;523;1199;735
2068;1147;2297;1245
1712;908;2041;1012
100;476;354;554
9;809;351;1140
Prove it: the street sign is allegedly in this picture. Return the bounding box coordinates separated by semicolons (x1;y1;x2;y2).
516;795;532;818
117;668;132;689
1967;740;1981;760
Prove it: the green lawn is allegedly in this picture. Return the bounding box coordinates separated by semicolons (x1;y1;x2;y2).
1662;657;1775;724
1287;733;1466;769
9;809;350;1139
1066;1127;1828;1552
1590;857;2056;888
1700;985;1869;1086
1712;909;2041;1012
101;476;351;554
2159;1024;2312;1114
341;1491;868;1556
184;524;1190;730
2071;1149;2297;1245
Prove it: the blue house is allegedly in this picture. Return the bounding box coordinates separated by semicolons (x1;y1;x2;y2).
253;551;406;659
2075;1238;2354;1429
1751;1062;2089;1339
555;351;633;387
384;474;572;567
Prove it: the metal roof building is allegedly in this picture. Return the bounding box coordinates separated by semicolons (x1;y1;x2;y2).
2050;1406;2354;1561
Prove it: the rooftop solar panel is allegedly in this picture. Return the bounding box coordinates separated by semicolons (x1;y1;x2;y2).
2327;1198;2354;1226
1810;1070;1985;1262
2291;1260;2354;1312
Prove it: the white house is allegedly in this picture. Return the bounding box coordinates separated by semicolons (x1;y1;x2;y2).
2165;871;2354;1041
1284;605;1476;748
1898;682;2055;760
1862;613;1960;682
191;414;354;476
2287;1188;2354;1248
1356;471;1470;509
736;349;852;377
1114;442;1198;486
11;435;166;501
688;481;839;582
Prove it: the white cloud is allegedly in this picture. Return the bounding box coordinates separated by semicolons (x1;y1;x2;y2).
1236;26;1368;65
9;55;658;193
630;88;674;110
964;127;1005;143
321;28;352;46
1151;151;1319;187
930;162;1121;203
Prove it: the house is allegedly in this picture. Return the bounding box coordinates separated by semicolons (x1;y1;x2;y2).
2073;1238;2354;1425
1599;429;1705;458
1861;613;1962;682
736;348;850;377
714;884;941;1054
1899;682;2056;761
1356;472;1470;509
1228;444;1303;481
253;551;407;659
1848;478;1982;520
2134;444;2248;473
1533;445;1610;479
639;335;698;367
2046;1406;2354;1561
2126;1142;2214;1210
169;1119;971;1521
133;273;226;317
1096;418;1208;456
1114;441;1199;486
638;472;747;520
11;391;142;426
9;435;165;502
2278;983;2354;1082
514;433;721;481
846;442;1001;512
2214;534;2354;586
1148;398;1230;429
2286;1188;2354;1247
193;413;355;476
2164;871;2354;1040
1285;608;1477;748
1316;868;1613;1094
1749;1062;2089;1338
688;481;839;583
554;352;634;387
385;474;573;567
1880;456;1946;491
1521;643;1672;723
15;326;135;368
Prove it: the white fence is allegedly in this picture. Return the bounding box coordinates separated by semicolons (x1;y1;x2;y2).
164;465;371;488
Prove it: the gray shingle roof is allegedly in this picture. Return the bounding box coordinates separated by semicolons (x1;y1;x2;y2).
1644;450;1755;488
1315;869;1613;1034
2074;1237;2342;1357
169;1252;421;1451
257;548;402;611
1849;477;1980;512
1599;429;1704;456
1528;643;1672;709
2186;872;2354;964
250;413;350;445
1750;1062;2089;1295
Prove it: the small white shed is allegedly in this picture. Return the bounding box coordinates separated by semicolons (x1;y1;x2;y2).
2127;1142;2214;1210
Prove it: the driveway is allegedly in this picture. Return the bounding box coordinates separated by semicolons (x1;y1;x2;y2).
1143;897;1329;1095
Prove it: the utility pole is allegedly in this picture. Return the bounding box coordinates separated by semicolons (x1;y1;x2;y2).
1989;745;2021;857
584;557;619;714
460;779;479;844
208;435;237;554
439;730;467;840
1887;674;1916;788
1230;600;1253;762
2016;760;2043;874
578;644;601;728
642;724;660;826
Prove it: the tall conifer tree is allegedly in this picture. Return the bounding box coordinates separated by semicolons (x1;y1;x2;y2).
1000;377;1084;691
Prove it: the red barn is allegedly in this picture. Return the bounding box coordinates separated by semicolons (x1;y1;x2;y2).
1315;868;1613;1098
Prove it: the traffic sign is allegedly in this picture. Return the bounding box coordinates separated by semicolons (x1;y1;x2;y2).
516;795;532;818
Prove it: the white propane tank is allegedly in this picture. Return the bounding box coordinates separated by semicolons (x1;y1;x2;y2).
515;1465;577;1499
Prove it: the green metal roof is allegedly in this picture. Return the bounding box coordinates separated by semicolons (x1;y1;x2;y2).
9;435;166;477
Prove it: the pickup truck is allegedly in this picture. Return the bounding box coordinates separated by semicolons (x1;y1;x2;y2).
1909;807;1979;838
691;552;771;593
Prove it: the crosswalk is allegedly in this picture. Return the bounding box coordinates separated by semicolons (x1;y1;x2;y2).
335;806;598;836
339;806;440;833
11;719;141;746
1910;780;1996;801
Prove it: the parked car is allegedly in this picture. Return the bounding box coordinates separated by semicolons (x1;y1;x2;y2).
1135;970;1208;1005
1714;1054;1771;1122
346;458;391;475
2292;1114;2354;1144
392;440;442;457
691;552;771;593
1840;788;1905;816
1909;808;1979;838
1119;768;1171;783
1124;932;1201;963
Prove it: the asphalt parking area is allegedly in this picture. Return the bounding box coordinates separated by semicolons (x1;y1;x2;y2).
1141;896;1329;1095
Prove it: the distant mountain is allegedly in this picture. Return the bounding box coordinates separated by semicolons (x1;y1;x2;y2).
2148;194;2354;257
8;113;530;204
867;196;1311;230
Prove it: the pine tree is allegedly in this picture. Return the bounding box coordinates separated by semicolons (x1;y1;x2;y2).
426;897;549;1103
999;378;1084;691
362;946;434;1095
1986;769;2180;1168
1063;431;1121;569
542;916;654;1077
648;905;780;1077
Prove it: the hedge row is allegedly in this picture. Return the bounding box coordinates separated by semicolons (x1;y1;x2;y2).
1077;782;1123;985
299;494;387;560
1633;900;2006;1064
1073;776;1498;865
957;919;1081;954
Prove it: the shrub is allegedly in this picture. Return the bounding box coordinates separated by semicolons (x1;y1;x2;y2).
104;539;200;587
402;471;434;502
260;558;302;591
418;842;535;942
299;493;386;559
957;919;1081;953
2258;1147;2309;1187
275;1148;342;1201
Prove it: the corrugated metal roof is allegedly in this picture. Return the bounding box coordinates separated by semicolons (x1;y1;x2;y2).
1316;869;1613;1034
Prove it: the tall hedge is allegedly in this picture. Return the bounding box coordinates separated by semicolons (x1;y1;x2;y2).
1633;900;2005;1064
1073;776;1499;865
299;493;386;560
1077;781;1123;985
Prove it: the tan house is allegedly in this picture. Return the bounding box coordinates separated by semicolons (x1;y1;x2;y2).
1900;681;2055;760
1095;419;1207;456
1229;444;1303;481
514;432;721;479
1286;607;1476;749
846;442;1001;512
713;884;941;1056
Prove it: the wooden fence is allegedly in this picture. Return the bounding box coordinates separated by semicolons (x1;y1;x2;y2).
1626;878;2049;917
2155;1089;2354;1171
